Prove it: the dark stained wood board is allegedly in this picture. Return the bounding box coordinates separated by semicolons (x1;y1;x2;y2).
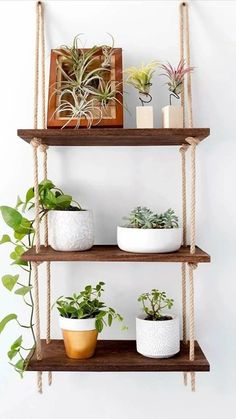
17;128;210;146
26;340;210;372
21;245;210;263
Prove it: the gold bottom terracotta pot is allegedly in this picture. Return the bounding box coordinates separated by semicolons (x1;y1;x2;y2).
59;317;98;359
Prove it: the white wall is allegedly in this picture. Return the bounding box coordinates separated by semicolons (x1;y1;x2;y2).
0;0;235;417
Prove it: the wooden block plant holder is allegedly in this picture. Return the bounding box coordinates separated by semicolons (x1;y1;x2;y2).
19;1;210;393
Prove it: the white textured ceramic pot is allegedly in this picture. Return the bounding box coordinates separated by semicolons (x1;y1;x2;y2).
49;210;94;251
162;105;183;128
59;317;98;359
136;315;180;358
136;106;154;128
117;226;182;253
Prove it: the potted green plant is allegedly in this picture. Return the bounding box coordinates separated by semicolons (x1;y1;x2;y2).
125;61;159;128
0;180;93;375
136;289;180;358
117;206;181;253
160;59;193;128
55;282;125;359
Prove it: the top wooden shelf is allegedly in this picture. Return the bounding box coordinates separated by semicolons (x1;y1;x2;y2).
17;128;210;146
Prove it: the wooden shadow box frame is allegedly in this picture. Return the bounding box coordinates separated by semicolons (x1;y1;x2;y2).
47;48;123;128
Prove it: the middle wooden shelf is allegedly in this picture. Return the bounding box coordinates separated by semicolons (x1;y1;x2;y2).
22;245;210;263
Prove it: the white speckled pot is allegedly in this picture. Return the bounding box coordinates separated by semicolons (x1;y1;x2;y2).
117;227;182;253
49;210;94;251
136;314;180;358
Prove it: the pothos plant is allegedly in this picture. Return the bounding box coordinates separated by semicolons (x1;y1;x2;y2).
0;179;82;376
160;59;194;105
125;61;159;106
123;206;179;229
52;34;123;128
138;289;174;321
56;282;126;332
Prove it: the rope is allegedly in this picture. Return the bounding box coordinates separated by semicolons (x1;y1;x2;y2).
185;137;200;254
179;3;195;391
179;2;185;127
185;2;193;128
188;262;197;392
179;144;188;386
32;262;42;393
32;1;48;392
40;144;52;386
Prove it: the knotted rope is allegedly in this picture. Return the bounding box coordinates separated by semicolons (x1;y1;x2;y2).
179;2;197;392
40;144;52;387
31;0;49;392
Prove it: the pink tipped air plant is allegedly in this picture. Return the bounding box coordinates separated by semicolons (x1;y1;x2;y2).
160;59;194;105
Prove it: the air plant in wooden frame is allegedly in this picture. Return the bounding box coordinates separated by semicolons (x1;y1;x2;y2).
160;59;194;105
47;34;123;129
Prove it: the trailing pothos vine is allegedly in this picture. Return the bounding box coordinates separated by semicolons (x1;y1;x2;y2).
0;179;82;376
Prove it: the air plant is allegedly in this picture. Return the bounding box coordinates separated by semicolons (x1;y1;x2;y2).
101;33;115;68
160;59;194;105
125;61;159;106
89;80;123;112
53;89;102;129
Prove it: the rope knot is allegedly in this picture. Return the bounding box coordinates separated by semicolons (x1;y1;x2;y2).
188;262;198;270
39;144;49;153
179;144;189;154
185;137;200;147
31;138;41;148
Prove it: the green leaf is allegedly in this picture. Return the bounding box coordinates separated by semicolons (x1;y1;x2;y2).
14;359;24;372
11;335;23;350
56;194;72;209
8;349;18;360
95;318;103;333
15;217;33;236
16;196;23;209
2;274;19;291
0;314;17;333
25;187;34;203
0;234;11;244
0;206;22;230
15;286;32;296
108;313;112;327
39;179;55;190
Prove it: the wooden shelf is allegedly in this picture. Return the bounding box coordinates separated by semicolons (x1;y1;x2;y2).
22;245;210;263
26;340;209;372
17;128;210;146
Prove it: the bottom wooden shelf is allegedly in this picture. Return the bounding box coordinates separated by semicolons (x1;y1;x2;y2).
26;340;210;372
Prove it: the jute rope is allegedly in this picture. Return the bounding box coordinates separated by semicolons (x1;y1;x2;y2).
31;0;49;393
179;3;198;391
40;144;52;387
179;2;185;127
32;262;42;394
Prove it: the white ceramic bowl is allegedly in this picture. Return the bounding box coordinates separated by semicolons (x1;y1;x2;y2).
117;226;182;253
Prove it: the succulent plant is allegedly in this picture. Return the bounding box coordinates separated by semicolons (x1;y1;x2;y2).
123;206;179;229
160;59;194;105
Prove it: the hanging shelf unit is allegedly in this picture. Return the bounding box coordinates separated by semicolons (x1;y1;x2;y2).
18;127;211;374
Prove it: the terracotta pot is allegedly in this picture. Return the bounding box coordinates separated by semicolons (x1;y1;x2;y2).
59;317;98;359
136;106;154;128
162;105;183;128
